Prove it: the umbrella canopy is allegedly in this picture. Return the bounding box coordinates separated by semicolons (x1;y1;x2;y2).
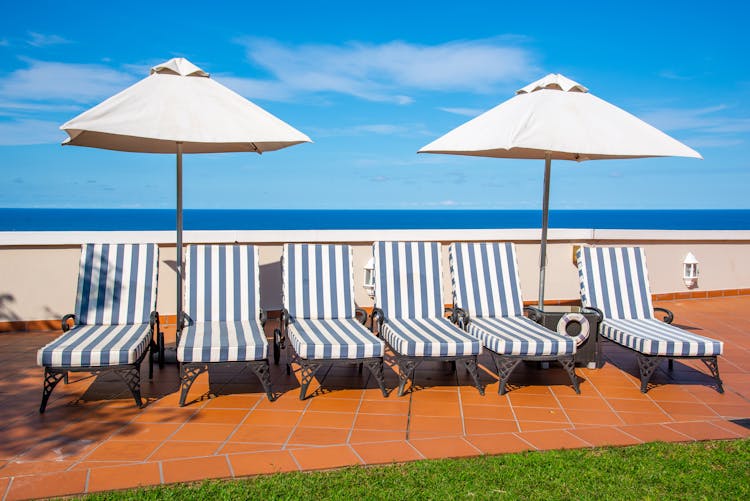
419;73;700;307
61;57;311;339
62;57;310;153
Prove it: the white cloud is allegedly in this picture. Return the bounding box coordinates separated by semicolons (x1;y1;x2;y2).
439;107;485;117
0;119;66;145
232;38;538;104
0;59;137;104
311;122;432;138
658;70;694;81
27;32;72;48
638;104;750;147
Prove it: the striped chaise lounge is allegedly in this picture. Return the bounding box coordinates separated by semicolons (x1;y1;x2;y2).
177;244;274;405
372;241;483;396
277;244;387;399
577;246;723;393
449;242;580;395
37;243;160;412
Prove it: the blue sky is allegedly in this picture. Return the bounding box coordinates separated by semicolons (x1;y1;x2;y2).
1;0;748;209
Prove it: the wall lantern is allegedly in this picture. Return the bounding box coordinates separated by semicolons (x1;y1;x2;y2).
363;257;375;298
683;252;699;289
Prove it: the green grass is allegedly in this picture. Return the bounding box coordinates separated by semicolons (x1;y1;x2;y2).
81;439;750;500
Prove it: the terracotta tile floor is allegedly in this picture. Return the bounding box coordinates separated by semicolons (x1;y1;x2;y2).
1;296;750;500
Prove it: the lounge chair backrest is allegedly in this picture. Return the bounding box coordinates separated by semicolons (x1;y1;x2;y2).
374;241;443;319
577;246;655;320
449;242;524;318
75;243;158;325
185;244;260;322
282;243;355;320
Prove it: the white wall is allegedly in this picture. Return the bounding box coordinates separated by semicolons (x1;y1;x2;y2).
1;229;748;322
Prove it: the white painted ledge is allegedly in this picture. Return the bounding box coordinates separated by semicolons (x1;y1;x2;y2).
1;228;749;246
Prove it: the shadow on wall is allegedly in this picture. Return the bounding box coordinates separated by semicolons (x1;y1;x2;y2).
259;260;282;311
0;293;20;322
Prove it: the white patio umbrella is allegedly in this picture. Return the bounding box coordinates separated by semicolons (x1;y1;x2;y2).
61;57;311;338
419;73;700;307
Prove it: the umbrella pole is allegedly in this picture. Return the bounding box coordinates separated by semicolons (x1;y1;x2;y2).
176;142;183;341
538;152;552;309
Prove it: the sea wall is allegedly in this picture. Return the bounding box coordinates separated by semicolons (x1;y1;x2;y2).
1;228;749;326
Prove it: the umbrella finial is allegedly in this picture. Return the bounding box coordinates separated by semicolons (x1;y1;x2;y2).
151;58;209;78
516;74;588;95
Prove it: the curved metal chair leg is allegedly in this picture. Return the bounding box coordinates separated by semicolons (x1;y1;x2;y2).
464;357;484;395
249;360;275;401
40;368;65;413
298;361;322;400
396;358;418;397
491;354;522;395
366;359;388;397
179;364;207;406
559;356;581;394
636;354;661;393
114;365;143;408
701;356;724;393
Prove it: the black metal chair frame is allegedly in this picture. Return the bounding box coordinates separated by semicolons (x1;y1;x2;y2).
274;308;388;400
585;305;724;394
40;311;160;413
453;306;580;395
371;308;484;397
177;310;275;406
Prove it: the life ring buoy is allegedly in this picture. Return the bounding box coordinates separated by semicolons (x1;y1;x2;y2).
557;312;590;346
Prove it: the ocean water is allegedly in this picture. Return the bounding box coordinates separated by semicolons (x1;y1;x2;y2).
1;208;749;231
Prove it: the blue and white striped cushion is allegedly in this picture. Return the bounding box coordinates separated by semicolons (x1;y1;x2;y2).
178;321;268;362
467;316;575;357
283;244;356;320
185;245;260;322
37;324;152;367
288;318;385;360
577;247;654;320
600;319;723;357
75;243;158;325
449;242;524;318
373;241;443;319
382;318;481;357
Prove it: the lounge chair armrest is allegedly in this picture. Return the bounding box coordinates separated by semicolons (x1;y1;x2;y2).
260;309;267;326
653;307;674;324
355;307;368;326
524;306;543;322
452;307;470;328
581;306;604;323
61;314;75;332
280;308;290;329
150;311;159;330
371;307;384;334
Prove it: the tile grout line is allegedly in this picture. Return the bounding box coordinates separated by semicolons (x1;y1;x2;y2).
404;439;427;460
405;383;414;441
224;454;235;478
548;387;574;430
2;476;12;501
280;394;313;450
140;405;203;463
586;364;629;427
455;371;467;437
215;393;266;453
83;467;90;494
509;432;539;451
506;395;522;433
347;443;366;465
345;379;368;445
